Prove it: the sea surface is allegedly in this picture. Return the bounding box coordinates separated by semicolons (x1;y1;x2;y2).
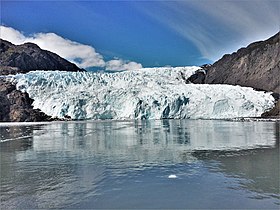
0;119;279;209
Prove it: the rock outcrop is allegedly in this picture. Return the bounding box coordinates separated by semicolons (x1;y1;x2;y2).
0;78;52;122
186;64;209;84
261;101;280;117
205;32;280;93
0;39;84;74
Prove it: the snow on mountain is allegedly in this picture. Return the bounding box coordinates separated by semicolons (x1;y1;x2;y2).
10;66;274;120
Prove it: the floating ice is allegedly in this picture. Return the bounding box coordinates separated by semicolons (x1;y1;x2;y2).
10;66;274;120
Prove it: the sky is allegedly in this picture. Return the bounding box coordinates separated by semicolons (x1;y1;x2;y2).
1;0;279;71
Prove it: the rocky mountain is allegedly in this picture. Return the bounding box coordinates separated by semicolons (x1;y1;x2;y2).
205;32;280;93
0;39;84;122
0;39;83;74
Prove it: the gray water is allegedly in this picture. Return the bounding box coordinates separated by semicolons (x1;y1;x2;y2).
0;120;279;209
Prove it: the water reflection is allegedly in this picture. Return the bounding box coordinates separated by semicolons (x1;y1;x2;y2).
25;120;276;152
0;120;279;208
0;126;35;151
192;122;279;200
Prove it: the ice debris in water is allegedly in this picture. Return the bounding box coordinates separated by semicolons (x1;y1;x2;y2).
168;174;177;179
10;66;275;120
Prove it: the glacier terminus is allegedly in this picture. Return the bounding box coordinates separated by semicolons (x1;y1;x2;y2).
9;66;275;120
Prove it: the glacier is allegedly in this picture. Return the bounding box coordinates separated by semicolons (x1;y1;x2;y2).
9;66;275;120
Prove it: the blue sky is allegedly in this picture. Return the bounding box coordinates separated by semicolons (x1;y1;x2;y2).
1;0;279;70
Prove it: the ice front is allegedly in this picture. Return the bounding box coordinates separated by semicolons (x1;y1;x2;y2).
10;67;274;120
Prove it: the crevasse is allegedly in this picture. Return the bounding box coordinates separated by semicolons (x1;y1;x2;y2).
10;66;274;120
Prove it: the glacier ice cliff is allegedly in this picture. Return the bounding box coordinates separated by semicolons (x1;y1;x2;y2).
10;66;275;120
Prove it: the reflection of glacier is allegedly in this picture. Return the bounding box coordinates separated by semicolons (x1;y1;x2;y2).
10;66;274;120
1;120;279;209
192;123;279;198
30;120;278;203
30;120;277;163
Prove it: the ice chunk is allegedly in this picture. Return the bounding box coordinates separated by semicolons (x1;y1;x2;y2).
168;174;177;179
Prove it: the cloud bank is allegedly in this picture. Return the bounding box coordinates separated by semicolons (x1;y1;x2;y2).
0;26;142;71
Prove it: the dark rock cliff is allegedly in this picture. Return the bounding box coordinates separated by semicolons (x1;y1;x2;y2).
0;78;52;122
205;32;280;93
261;101;280;117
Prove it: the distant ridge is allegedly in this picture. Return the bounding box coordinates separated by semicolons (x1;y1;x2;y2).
0;39;84;75
205;32;280;94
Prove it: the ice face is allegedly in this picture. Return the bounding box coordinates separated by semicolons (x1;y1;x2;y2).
10;66;274;120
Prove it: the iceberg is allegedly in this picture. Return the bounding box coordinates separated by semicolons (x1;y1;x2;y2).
10;66;274;120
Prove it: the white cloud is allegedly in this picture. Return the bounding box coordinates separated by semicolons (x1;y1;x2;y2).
137;0;280;61
187;0;280;47
0;25;142;70
0;26;105;68
0;26;26;44
105;59;142;71
28;32;106;68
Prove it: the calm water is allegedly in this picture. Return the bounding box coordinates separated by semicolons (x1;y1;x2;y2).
0;120;279;209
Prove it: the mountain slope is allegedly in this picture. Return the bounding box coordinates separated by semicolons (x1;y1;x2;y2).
0;39;83;74
205;32;280;93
